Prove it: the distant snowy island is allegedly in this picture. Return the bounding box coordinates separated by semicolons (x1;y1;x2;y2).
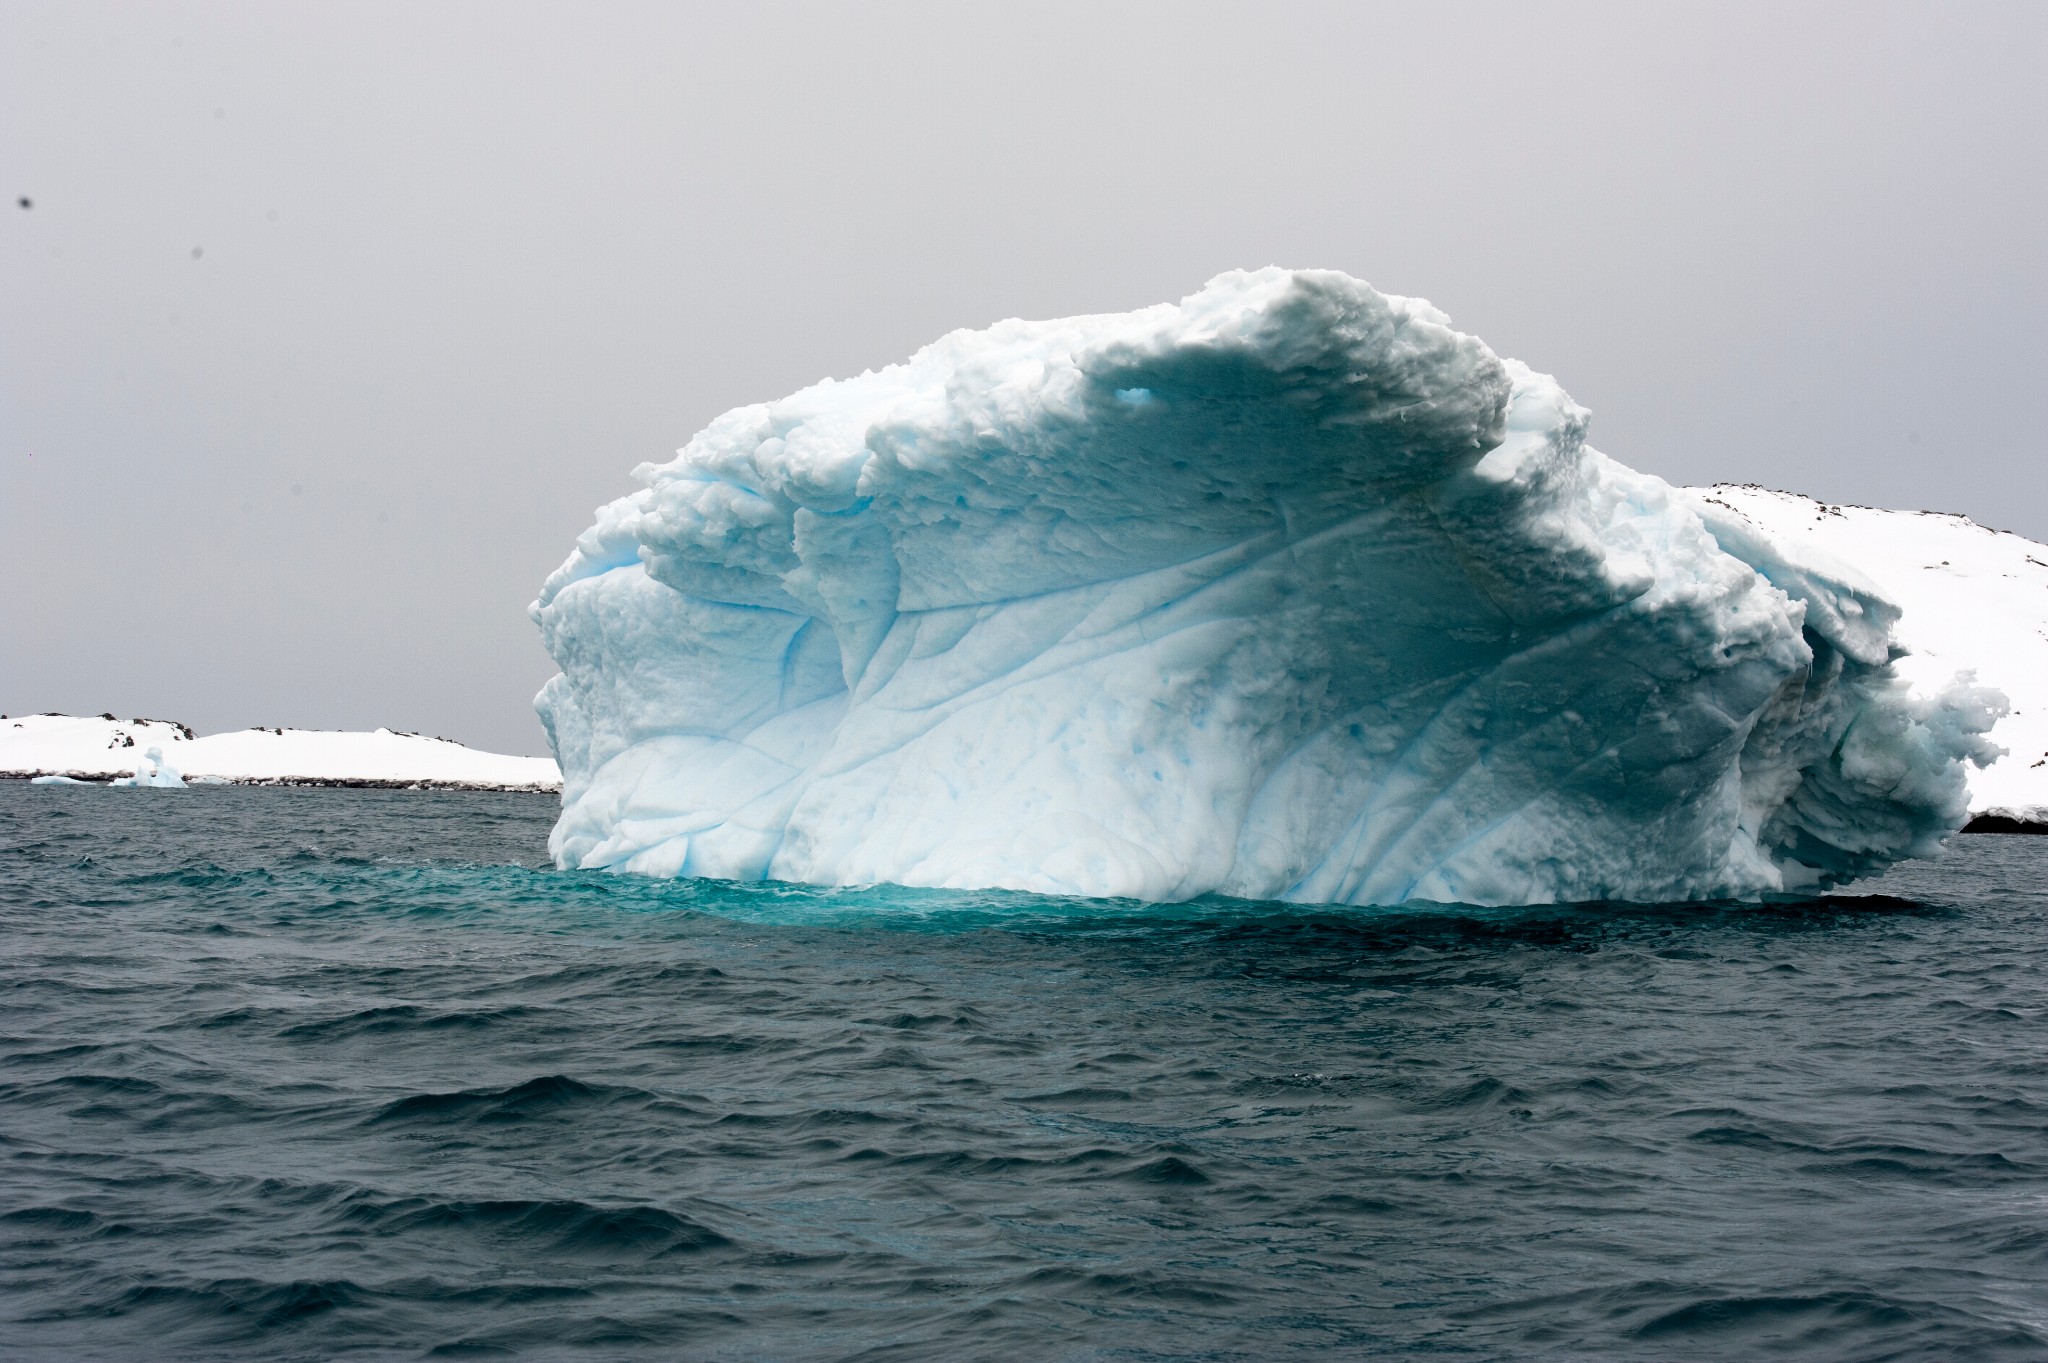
1;715;560;792
530;267;2046;905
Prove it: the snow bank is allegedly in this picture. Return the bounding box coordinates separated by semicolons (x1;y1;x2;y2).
1688;487;2048;825
1;715;561;791
532;268;2005;905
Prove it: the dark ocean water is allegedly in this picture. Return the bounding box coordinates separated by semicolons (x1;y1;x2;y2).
3;785;2047;1362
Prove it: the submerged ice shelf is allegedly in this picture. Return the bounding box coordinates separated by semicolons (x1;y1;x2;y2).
534;268;2017;906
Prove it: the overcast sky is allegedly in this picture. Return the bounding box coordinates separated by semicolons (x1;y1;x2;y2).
4;2;2043;755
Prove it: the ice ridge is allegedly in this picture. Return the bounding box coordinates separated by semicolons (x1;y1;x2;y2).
532;268;2001;905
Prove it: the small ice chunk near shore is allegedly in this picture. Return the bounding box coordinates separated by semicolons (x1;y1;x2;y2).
532;268;2001;906
109;746;187;789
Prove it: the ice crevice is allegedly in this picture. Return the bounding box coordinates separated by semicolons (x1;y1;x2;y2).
533;268;2003;904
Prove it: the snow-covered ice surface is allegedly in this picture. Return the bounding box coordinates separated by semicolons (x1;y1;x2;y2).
1;715;561;791
534;267;2009;906
1689;486;2048;825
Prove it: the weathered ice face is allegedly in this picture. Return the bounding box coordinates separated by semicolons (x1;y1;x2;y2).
532;269;1999;906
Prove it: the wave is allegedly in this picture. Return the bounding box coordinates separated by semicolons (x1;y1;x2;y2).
278;1003;557;1041
365;1075;631;1126
338;1196;733;1259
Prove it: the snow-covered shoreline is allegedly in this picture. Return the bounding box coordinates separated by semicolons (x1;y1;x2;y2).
0;715;561;792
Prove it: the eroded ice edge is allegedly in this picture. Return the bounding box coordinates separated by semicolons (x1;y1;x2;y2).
533;268;2024;907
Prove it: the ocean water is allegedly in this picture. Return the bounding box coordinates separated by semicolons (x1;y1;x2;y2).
3;785;2047;1362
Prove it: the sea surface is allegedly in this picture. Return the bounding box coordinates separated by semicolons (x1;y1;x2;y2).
3;784;2047;1362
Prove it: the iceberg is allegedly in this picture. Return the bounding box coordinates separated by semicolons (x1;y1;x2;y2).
532;268;2002;905
109;746;187;789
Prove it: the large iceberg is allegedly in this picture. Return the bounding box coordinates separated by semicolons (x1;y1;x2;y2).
532;269;2001;905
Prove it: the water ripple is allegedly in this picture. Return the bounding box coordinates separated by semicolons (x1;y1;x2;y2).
3;784;2047;1359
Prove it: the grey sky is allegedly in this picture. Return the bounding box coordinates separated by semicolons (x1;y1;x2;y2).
4;1;2043;756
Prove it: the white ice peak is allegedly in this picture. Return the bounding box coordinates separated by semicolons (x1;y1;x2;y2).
109;746;186;789
533;268;2001;904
